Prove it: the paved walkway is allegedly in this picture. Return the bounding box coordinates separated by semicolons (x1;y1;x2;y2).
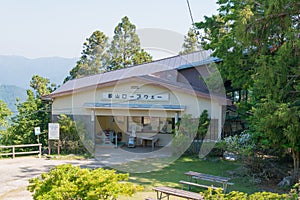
0;146;173;199
0;157;99;200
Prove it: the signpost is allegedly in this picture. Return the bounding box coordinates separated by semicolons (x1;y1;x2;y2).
48;123;60;155
34;127;41;143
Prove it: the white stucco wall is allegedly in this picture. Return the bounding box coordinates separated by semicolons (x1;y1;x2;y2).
52;80;225;138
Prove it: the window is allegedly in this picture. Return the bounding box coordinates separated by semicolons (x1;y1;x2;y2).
127;117;174;133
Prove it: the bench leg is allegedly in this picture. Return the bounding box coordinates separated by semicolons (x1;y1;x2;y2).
156;191;161;200
187;176;192;191
156;191;169;200
223;183;227;193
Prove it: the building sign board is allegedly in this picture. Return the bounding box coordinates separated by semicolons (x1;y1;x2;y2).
48;123;60;140
103;92;169;101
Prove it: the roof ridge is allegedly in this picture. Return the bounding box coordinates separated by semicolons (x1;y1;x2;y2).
68;50;209;82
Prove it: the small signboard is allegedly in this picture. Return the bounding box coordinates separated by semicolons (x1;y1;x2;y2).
102;92;169;101
34;127;41;136
48;123;60;140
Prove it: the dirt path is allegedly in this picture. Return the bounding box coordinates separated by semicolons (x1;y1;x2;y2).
0;157;100;200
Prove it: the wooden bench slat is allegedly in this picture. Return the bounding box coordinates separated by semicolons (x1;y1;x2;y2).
184;171;234;194
187;172;230;182
179;180;222;190
153;186;203;200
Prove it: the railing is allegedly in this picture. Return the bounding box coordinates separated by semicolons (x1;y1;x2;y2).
0;144;42;158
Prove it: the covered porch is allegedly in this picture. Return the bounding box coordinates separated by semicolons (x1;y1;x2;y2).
85;102;185;151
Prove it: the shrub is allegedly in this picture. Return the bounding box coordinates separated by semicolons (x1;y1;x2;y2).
28;164;143;200
57;114;90;155
201;188;290;200
216;132;256;159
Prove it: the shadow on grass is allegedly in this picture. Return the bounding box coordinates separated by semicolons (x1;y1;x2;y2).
113;156;259;194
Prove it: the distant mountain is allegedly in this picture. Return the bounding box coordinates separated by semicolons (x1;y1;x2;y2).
0;85;27;113
0;55;77;88
0;55;77;113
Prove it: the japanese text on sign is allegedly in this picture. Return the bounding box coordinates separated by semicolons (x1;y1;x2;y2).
103;93;169;101
48;123;60;140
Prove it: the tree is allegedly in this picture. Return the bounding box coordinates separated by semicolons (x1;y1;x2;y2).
108;16;152;71
196;1;254;90
0;100;12;128
3;75;54;145
179;28;200;55
238;0;300;177
30;75;53;97
57;114;89;154
65;31;109;81
65;17;152;80
172;111;210;156
196;0;300;176
197;110;210;140
0;100;12;144
28;164;143;200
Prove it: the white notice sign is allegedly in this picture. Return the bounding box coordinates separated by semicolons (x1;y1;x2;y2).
34;127;41;135
48;123;60;140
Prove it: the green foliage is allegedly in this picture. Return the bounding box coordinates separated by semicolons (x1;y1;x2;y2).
178;114;198;138
28;164;143;200
195;1;253;90
65;30;109;81
56;114;89;155
2;75;54;146
201;187;289;200
0;100;12;144
197;110;210;140
0;100;12;128
172;114;195;156
108;16;152;70
196;0;300;174
172;111;210;156
179;28;200;55
219;133;256;158
30;75;53;97
247;40;300;174
132;49;152;66
203;63;227;95
66;16;152;80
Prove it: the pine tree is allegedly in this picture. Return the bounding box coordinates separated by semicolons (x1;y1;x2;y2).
65;31;109;81
179;28;200;55
65;17;152;80
3;75;54;145
108;16;152;71
196;0;300;175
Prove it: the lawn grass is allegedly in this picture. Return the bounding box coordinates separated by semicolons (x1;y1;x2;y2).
117;156;259;195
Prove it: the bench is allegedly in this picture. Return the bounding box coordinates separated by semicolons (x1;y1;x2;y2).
179;180;222;190
184;171;234;193
153;186;203;200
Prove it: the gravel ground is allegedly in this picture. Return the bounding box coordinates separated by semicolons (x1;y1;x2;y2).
0;156;100;200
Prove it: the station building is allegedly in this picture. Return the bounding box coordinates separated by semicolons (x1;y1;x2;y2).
47;51;228;150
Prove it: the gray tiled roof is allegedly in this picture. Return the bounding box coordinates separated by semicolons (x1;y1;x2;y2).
50;50;216;97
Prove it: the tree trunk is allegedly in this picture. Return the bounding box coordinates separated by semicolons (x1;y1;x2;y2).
292;149;299;178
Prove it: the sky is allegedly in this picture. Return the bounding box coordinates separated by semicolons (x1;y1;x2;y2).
0;0;218;59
